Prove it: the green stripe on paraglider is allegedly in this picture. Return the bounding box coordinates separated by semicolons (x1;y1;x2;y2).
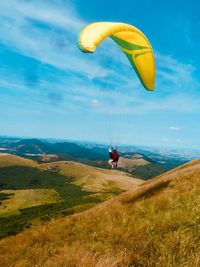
135;50;150;58
110;35;148;51
124;52;149;90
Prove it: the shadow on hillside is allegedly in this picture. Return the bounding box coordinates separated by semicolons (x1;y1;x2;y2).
121;180;170;204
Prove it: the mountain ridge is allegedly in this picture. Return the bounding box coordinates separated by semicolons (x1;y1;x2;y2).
0;136;191;179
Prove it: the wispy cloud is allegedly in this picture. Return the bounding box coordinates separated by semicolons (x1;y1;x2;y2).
169;126;181;131
0;0;110;79
0;0;200;118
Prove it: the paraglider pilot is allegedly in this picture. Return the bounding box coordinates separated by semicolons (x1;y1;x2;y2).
108;147;119;169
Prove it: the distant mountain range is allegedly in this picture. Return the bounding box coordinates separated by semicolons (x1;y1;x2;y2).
0;136;200;179
0;138;106;161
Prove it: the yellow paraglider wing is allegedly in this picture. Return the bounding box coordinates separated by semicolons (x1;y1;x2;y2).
78;22;155;90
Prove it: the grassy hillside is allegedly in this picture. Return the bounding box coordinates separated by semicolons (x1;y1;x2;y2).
0;165;97;238
0;154;142;194
0;159;199;266
0;154;141;239
0;153;36;167
39;161;142;194
117;154;181;180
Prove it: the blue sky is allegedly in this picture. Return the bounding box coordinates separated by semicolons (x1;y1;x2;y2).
0;0;200;148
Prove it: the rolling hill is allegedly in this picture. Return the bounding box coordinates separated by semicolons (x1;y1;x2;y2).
0;153;37;167
38;161;142;194
0;158;200;266
0;153;141;194
0;137;192;179
0;154;142;238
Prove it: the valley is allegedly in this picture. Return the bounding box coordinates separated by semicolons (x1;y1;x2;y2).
0;153;141;238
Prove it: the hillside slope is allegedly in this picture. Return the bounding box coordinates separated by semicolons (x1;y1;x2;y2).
0;153;142;194
39;161;142;193
0;154;142;238
0;159;200;266
0;153;37;167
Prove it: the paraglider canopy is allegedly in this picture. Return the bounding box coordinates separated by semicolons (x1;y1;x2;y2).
78;22;155;90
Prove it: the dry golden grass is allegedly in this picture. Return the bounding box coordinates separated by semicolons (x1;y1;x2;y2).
1;159;200;266
0;154;37;167
39;161;142;193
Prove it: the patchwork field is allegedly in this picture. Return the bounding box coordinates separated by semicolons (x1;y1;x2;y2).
0;154;142;238
0;189;59;217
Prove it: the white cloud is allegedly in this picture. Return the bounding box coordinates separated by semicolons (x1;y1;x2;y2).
162;138;169;142
169;126;181;131
91;99;100;106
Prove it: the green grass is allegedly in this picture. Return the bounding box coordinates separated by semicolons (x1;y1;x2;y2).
0;166;100;238
0;192;14;202
0;166;71;190
0;196;100;238
0;189;59;216
0;163;139;238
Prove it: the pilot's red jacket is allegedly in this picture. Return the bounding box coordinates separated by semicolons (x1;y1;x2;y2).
111;151;119;162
